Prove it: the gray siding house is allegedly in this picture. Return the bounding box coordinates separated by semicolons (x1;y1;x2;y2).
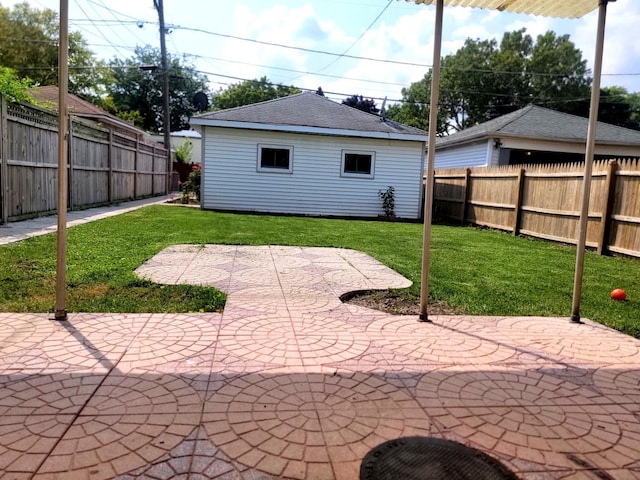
435;105;640;168
190;92;428;219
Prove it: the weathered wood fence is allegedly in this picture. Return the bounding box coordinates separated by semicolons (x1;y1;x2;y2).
433;159;640;258
0;95;168;224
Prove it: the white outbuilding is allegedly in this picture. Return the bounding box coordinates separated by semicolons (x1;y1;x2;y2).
189;92;428;219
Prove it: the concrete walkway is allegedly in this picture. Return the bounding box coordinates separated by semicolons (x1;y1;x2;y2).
0;196;172;245
1;244;639;479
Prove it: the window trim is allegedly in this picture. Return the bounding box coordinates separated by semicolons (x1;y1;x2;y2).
341;150;375;179
257;144;294;173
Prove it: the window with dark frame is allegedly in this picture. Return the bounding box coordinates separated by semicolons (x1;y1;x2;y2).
260;147;290;170
343;153;372;174
257;145;293;173
342;151;374;178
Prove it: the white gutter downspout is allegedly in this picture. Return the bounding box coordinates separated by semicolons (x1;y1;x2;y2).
571;0;613;323
419;0;444;322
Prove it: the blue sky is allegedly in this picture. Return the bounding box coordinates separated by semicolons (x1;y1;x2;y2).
8;0;640;106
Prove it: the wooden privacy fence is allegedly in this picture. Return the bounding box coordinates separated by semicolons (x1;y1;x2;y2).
0;95;168;224
432;159;640;258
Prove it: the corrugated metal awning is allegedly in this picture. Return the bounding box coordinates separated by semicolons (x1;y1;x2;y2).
406;0;616;322
404;0;600;19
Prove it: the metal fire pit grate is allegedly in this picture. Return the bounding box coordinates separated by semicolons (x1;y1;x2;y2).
360;436;519;480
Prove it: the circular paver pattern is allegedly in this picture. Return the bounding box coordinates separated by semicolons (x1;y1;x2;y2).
533;337;640;363
135;265;187;284
31;375;202;479
226;286;286;305
0;373;104;416
40;315;147;368
231;267;280;286
322;269;370;290
37;412;199;480
416;368;606;408
416;369;637;469
217;334;301;364
0;314;55;355
291;313;367;336
436;402;635;468
593;364;640;403
271;255;312;268
219;314;294;338
82;374;202;415
283;289;344;313
0;414;75;475
179;266;230;286
494;317;602;335
233;254;274;269
296;334;372;365
365;317;518;364
204;372;430;477
276;269;327;287
117;315;219;368
218;321;371;366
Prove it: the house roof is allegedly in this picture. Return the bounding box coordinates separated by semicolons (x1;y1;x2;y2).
29;86;149;138
436;105;640;148
190;92;428;141
171;129;201;139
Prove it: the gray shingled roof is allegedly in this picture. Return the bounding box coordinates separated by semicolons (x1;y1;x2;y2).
191;91;427;136
436;105;640;147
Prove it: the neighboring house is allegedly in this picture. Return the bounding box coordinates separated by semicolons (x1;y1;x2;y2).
435;105;640;169
171;130;202;164
189;92;428;219
29;86;152;142
151;130;202;164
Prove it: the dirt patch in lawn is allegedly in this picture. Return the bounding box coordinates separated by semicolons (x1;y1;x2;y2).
166;198;200;206
342;290;458;316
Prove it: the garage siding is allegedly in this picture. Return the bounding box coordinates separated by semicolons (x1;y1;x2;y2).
201;127;424;219
434;141;492;168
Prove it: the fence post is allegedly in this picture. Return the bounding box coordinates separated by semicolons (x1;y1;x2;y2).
461;168;471;224
107;129;113;204
0;95;8;224
154;145;158;196
134;138;139;199
598;160;618;255
165;146;170;195
67;117;74;210
512;168;525;236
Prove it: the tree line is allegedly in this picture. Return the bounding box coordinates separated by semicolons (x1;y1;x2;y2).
0;2;638;136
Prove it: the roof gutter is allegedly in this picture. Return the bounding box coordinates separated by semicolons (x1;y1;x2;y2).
189;119;429;142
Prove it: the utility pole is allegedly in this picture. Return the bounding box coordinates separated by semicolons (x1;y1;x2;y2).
153;0;171;192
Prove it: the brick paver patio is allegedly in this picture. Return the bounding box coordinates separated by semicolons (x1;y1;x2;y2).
1;244;639;479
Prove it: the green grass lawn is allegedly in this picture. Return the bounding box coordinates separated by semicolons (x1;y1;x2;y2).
1;205;639;337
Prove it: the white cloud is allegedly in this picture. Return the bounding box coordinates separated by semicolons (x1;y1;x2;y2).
573;0;640;91
6;0;640;101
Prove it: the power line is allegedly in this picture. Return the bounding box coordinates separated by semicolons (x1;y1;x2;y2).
72;0;128;58
310;0;394;75
67;18;640;80
92;0;149;47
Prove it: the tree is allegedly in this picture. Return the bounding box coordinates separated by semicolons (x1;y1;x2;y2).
211;76;300;110
598;86;640;130
387;29;592;134
385;70;448;134
175;138;193;164
0;66;33;102
105;46;210;133
342;95;379;114
0;2;101;100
